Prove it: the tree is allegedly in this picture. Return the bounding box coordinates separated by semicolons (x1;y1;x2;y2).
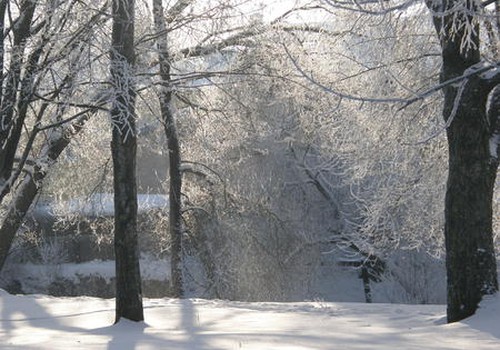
313;0;500;321
143;0;323;297
152;0;192;299
425;0;499;322
0;0;37;201
110;0;143;322
0;102;106;272
0;0;111;272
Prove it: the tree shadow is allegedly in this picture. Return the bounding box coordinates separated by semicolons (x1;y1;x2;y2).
99;299;218;349
179;298;212;349
100;320;148;350
0;291;227;349
0;292;87;335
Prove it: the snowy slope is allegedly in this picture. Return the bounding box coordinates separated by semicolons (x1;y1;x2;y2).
0;290;499;349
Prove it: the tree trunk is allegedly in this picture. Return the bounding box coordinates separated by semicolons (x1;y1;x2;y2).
0;0;8;106
165;114;183;298
110;0;143;322
0;0;37;198
444;77;499;322
427;0;499;322
153;0;186;298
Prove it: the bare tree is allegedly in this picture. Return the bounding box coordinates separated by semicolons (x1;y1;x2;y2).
151;0;193;299
0;0;111;272
142;0;325;297
0;0;37;200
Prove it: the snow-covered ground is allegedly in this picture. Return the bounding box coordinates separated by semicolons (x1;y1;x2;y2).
0;290;499;349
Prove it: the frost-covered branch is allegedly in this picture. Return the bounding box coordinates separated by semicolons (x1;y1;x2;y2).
286;39;500;106
322;0;418;15
0;103;99;272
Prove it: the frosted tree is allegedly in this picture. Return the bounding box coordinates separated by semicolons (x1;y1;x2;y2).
139;0;331;298
151;0;191;298
0;0;111;272
425;0;500;322
309;0;500;321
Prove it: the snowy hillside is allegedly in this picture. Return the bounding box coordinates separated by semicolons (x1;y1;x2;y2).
0;290;499;349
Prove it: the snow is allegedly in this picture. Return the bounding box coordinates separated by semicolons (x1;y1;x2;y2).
5;256;170;296
32;193;169;222
54;256;170;282
65;193;169;217
0;290;499;349
480;66;500;80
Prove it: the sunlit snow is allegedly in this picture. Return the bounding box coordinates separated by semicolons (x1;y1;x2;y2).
0;290;499;349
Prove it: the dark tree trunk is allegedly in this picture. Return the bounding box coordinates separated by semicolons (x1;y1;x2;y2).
110;0;143;322
0;0;7;106
165;113;183;299
153;0;186;298
444;77;499;322
427;0;499;322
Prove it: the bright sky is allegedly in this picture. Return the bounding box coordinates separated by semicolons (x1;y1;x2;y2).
239;0;330;24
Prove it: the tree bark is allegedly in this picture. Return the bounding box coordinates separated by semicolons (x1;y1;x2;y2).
0;0;7;106
427;0;499;322
110;0;144;322
444;77;499;322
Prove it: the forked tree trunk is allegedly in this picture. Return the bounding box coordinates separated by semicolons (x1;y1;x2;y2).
110;0;143;322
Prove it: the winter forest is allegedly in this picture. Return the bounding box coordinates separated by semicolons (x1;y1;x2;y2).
1;0;500;348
